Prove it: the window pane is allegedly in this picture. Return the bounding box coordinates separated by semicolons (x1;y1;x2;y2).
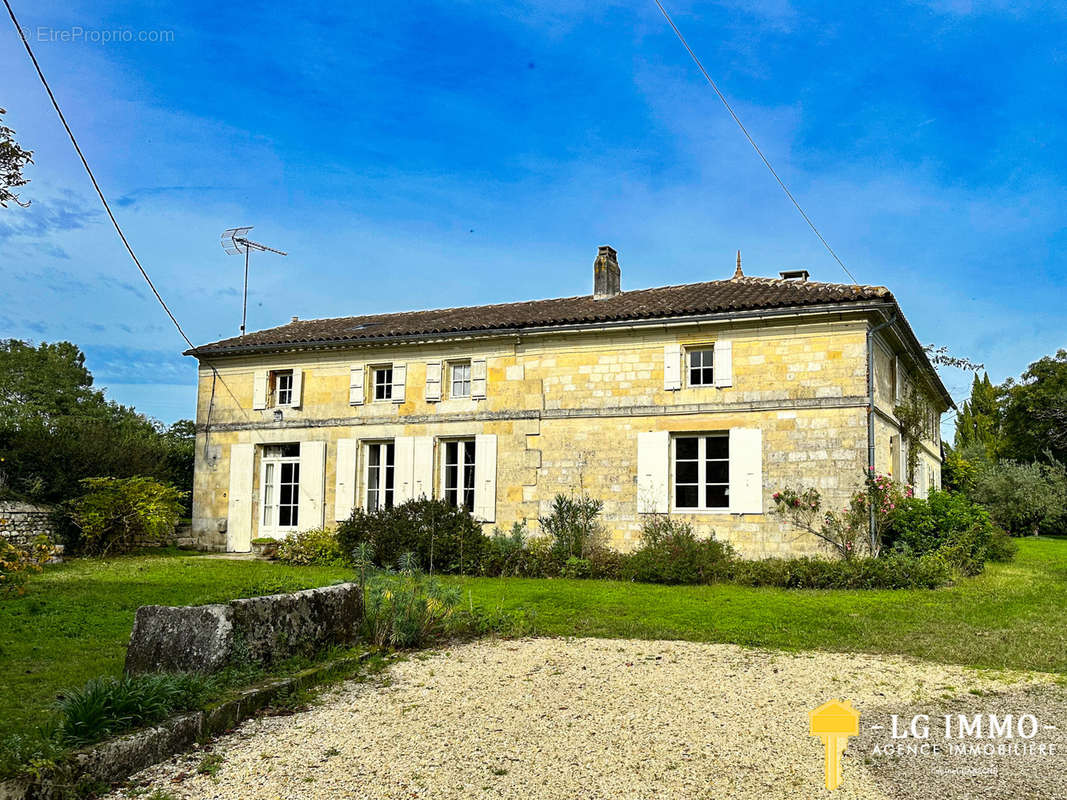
676;460;699;484
706;436;728;459
279;506;292;526
676;437;698;459
445;464;458;493
281;443;299;458
706;485;728;508
675;485;699;508
690;368;702;385
706;461;729;484
701;367;715;384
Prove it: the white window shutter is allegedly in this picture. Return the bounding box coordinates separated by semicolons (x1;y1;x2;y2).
392;363;407;403
636;431;669;513
473;433;497;521
298;441;326;530
349;365;364;406
412;436;434;499
471;357;487;400
663;345;681;391
894;356;904;403
334;438;358;521
425;361;442;402
227;443;255;551
252;370;268;410
714;340;733;387
728;428;763;514
393;436;415;503
290;369;304;408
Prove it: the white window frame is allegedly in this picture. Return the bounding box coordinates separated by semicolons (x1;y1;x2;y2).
260;443;300;534
449;361;472;399
440;438;476;512
372;365;393;402
363;440;395;512
686;347;715;387
671;434;730;512
272;369;294;407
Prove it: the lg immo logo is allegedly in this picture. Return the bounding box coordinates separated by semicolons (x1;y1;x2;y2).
809;699;860;790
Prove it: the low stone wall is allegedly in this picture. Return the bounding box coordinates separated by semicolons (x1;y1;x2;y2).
0;501;57;549
124;583;362;674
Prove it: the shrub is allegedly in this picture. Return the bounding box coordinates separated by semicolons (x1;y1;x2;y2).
772;472;910;559
559;556;592;579
970;459;1067;536
886;490;1010;575
56;672;212;747
337;498;486;574
0;535;55;597
275;528;345;566
480;524;529;577
539;494;606;561
67;476;186;555
623;517;734;584
730;553;951;590
360;559;465;648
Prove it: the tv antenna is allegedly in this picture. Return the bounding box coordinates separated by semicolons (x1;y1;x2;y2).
220;226;288;336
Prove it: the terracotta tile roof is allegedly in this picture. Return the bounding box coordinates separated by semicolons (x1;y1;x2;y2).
186;275;894;356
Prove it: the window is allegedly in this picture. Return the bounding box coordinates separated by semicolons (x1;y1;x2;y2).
673;434;729;509
273;370;294;406
450;361;471;399
373;366;393;402
442;439;475;511
365;441;395;511
687;348;714;386
261;443;300;530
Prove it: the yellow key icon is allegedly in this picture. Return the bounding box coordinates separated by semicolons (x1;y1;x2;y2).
809;699;860;790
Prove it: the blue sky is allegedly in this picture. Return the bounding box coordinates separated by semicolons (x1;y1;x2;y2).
2;0;1065;425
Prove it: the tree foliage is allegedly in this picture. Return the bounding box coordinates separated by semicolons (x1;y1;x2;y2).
67;476;187;555
953;372;1002;459
0;108;33;209
0;339;193;507
999;349;1067;464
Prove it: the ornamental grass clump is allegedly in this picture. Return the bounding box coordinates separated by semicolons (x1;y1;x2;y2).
360;553;464;648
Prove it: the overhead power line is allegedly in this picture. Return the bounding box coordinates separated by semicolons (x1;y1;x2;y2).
3;0;256;431
652;0;859;285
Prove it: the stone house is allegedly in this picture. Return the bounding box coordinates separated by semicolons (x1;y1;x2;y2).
185;248;951;556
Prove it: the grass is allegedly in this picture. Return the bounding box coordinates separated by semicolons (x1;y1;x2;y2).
451;537;1067;675
0;549;352;742
1;538;1064;754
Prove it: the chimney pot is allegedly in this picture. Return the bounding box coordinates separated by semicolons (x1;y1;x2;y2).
593;245;621;299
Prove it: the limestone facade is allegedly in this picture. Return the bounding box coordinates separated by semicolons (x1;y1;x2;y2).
190;307;948;557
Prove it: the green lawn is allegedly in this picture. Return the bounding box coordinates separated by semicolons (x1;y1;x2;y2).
0;552;352;741
1;539;1064;744
452;537;1067;674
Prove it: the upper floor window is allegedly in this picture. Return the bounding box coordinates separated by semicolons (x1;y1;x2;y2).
673;434;729;510
273;370;294;406
442;439;475;511
450;361;472;398
687;348;715;387
373;366;393;402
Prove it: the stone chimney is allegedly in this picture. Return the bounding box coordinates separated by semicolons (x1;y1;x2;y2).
593;245;621;299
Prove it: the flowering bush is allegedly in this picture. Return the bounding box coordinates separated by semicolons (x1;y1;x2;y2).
0;535;55;597
772;470;911;559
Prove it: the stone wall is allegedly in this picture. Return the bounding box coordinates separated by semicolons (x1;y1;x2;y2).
0;501;57;549
124;583;362;674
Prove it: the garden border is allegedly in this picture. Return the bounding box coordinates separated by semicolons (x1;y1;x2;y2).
0;651;375;800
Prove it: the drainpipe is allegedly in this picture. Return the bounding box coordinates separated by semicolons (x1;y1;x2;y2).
866;312;896;550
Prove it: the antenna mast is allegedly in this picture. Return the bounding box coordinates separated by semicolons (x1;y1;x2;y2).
220;226;288;336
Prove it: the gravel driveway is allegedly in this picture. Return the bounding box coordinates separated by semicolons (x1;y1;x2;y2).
109;638;1065;800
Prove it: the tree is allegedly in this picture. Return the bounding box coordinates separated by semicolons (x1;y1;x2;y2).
999;350;1067;464
0;108;33;208
953;372;1002;459
0;340;193;506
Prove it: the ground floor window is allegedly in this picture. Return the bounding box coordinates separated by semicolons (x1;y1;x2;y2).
365;441;395;511
262;443;300;530
673;434;729;510
441;439;475;512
